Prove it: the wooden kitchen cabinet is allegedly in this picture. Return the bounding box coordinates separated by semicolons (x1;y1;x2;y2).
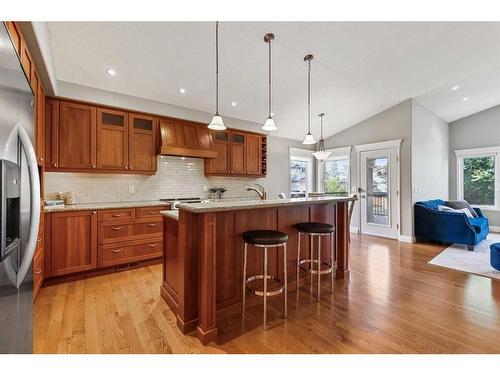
5;22;22;57
35;74;45;166
246;133;262;175
97;108;129;170
205;131;230;174
50;210;98;276
205;129;266;177
230;131;246;174
59;101;97;169
128;113;158;173
44;98;59;168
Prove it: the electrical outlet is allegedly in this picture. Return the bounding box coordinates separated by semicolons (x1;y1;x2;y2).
203;185;208;192
129;185;136;194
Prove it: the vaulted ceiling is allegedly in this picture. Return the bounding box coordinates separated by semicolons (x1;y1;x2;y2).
46;22;500;139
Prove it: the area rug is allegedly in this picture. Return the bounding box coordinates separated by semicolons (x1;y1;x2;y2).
428;233;500;280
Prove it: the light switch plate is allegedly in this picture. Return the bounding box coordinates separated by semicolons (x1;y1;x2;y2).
129;185;136;194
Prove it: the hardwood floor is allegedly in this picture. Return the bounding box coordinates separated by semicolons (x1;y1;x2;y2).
34;234;500;353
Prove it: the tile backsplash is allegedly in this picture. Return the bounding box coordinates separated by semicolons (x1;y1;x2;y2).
44;156;263;204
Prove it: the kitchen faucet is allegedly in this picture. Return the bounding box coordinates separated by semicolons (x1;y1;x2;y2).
245;183;268;200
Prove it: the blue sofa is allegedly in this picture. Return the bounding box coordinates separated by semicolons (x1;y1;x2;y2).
414;199;489;251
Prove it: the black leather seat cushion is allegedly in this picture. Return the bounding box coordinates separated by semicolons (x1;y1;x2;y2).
243;230;288;246
295;222;335;234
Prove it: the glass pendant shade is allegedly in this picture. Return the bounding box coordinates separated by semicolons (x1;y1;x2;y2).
313;139;331;160
303;132;316;145
208;114;225;130
262;116;277;131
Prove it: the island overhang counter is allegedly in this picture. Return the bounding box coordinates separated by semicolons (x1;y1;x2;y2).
160;196;357;345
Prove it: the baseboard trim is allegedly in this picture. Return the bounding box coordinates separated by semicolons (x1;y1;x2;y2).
490;226;500;233
398;235;416;243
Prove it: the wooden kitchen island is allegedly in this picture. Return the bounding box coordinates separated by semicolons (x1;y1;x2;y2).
160;196;357;345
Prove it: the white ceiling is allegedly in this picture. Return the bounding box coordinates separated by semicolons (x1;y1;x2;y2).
46;22;500;140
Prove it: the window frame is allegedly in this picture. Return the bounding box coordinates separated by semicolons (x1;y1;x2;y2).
455;146;500;211
316;146;351;195
289;148;314;197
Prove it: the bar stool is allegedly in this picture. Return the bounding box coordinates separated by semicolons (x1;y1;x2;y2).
295;222;335;301
242;230;288;330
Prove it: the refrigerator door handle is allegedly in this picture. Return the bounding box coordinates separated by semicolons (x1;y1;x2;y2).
16;125;40;288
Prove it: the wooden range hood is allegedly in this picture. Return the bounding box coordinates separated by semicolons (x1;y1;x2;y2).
159;117;218;159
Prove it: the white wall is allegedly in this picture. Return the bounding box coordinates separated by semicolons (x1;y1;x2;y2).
449;104;500;226
324;100;413;237
411;99;449;203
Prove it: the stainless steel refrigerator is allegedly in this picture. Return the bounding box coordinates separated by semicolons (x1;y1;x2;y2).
0;23;41;353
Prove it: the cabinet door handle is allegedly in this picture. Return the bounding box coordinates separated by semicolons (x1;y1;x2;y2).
111;213;123;217
34;268;42;274
146;211;157;215
147;223;159;227
111;226;124;231
147;242;159;248
111;248;124;253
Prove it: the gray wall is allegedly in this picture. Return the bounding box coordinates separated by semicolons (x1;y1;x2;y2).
55;81;309;199
324;99;413;237
411;100;449;203
449;104;500;226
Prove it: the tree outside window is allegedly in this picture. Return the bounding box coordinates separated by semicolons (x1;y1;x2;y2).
463;155;495;206
324;158;349;196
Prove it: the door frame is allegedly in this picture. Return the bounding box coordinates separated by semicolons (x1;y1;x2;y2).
355;139;402;240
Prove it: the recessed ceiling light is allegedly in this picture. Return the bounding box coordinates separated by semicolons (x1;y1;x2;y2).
106;68;117;76
452;85;460;91
231;101;237;107
463;97;470;102
178;88;186;94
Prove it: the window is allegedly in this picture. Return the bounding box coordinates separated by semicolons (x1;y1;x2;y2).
289;148;314;198
456;147;500;209
317;147;351;196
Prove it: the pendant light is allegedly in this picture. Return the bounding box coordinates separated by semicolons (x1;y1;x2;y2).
208;21;226;130
262;33;277;131
302;54;316;145
313;113;331;160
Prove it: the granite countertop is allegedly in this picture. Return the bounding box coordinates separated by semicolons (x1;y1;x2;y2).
161;210;179;220
44;200;170;212
176;196;357;213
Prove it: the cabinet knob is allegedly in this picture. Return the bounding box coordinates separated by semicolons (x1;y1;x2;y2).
92;211;97;215
38;157;44;162
92;164;96;169
52;163;57;167
129;166;134;170
34;269;42;274
125;166;129;170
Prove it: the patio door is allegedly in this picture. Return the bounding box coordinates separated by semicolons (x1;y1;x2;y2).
359;148;399;239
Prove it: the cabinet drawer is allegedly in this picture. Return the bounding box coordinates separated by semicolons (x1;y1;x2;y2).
98;237;163;268
136;206;165;220
133;221;163;236
98;222;134;244
33;250;44;299
98;208;135;222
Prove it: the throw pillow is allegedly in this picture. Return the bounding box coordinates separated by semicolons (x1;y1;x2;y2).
438;205;474;218
445;200;478;218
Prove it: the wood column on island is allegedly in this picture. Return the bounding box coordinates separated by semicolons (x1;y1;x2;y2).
160;197;356;346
